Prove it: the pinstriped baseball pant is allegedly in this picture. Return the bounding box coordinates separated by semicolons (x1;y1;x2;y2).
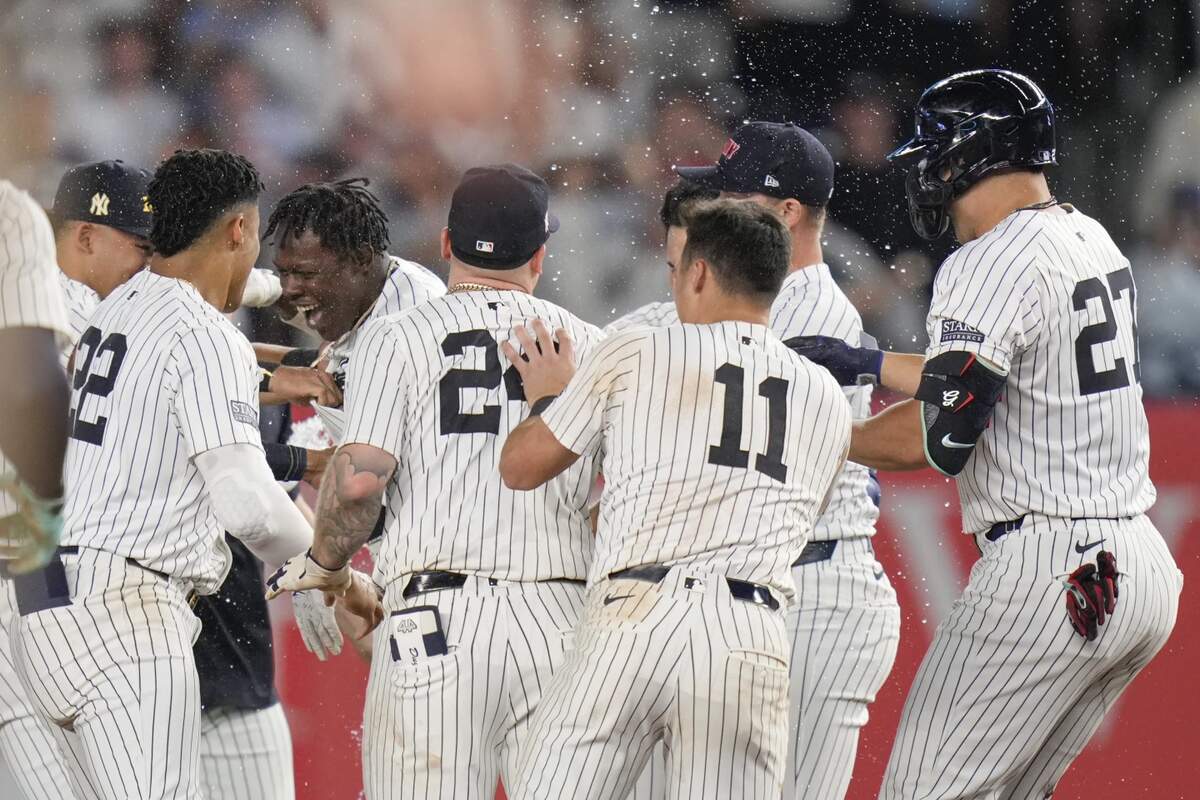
363;578;583;800
511;568;791;800
627;539;900;800
200;703;294;800
0;578;76;799
880;515;1181;800
10;548;203;800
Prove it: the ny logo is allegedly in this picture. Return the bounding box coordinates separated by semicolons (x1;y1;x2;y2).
90;193;110;216
721;139;740;160
942;389;960;408
142;195;153;213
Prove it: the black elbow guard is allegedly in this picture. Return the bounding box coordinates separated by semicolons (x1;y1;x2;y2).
914;351;1006;476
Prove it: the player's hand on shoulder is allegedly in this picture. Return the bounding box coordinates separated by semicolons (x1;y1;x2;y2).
266;365;343;408
783;334;882;386
292;588;343;660
501;319;577;403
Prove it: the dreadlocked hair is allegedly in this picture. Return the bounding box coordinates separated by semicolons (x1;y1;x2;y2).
147;149;262;257
264;177;390;263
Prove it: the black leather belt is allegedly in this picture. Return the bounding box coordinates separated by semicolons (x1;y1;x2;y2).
792;540;838;567
401;569;585;600
984;514;1135;543
608;565;780;611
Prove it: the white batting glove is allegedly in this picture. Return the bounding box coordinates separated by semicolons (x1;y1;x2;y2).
292;590;344;660
265;550;352;600
240;269;283;308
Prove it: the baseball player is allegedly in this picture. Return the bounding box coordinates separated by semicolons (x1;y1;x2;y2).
0;180;73;798
6;148;370;800
267;163;600;799
791;69;1183;799
676;122;901;800
502;199;853;800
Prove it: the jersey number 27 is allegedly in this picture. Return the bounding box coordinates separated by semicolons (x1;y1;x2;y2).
1073;267;1139;396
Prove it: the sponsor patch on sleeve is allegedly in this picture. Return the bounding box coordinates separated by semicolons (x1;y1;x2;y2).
939;319;985;344
230;400;259;426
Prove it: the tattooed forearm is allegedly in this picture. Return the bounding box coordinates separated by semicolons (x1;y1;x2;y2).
311;443;396;568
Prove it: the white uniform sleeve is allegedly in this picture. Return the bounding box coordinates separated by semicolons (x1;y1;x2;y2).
340;317;409;457
540;330;643;457
924;244;1045;372
168;326;265;457
0;182;70;339
194;443;313;568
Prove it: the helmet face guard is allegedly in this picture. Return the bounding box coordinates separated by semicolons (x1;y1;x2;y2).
889;70;1057;241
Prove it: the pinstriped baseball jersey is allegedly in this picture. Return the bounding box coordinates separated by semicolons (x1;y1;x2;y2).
924;207;1155;532
540;322;852;598
602;300;679;335
770;263;879;541
314;255;445;442
340;289;602;586
57;271;100;366
0;181;71;520
62;269;264;594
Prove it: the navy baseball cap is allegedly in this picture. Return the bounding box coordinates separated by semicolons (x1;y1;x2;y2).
51;160;153;238
447;163;559;270
675;122;835;206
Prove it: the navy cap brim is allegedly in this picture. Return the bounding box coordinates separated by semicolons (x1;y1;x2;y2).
673;164;724;189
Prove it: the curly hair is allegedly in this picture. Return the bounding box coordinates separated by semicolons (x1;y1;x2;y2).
147;149;262;257
263;178;390;263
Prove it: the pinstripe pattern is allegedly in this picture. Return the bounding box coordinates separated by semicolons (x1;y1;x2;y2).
199;703;294;800
542;322;850;597
0;581;76;799
514;322;851;799
880;516;1181;798
0;180;71;519
63;269;264;595
342;288;600;797
924;208;1154;533
58;271;100;366
342;290;602;586
11;548;204;800
364;580;582;799
603;301;679;335
313;255;446;442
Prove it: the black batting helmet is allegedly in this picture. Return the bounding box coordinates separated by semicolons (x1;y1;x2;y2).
888;69;1056;240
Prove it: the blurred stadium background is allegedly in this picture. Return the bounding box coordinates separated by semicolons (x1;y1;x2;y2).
1;0;1196;797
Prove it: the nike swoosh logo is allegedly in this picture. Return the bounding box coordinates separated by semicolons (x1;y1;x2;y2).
603;594;635;606
941;434;975;449
1074;539;1106;555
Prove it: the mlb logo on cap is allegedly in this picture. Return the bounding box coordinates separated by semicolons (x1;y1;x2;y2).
476;240;495;253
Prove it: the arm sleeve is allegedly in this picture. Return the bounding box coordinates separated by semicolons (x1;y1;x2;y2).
539;331;639;457
0;185;70;339
924;244;1045;372
168;326;265;458
340;318;408;456
194;443;313;568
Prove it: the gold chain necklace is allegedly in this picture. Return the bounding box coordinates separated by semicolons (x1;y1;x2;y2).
447;282;497;294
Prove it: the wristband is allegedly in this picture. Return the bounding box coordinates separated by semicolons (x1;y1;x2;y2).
263;443;309;482
530;394;558;416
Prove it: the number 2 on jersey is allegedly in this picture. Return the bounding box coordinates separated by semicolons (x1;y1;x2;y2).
707;363;790;482
1073;267;1139;396
68;326;128;445
439;330;524;435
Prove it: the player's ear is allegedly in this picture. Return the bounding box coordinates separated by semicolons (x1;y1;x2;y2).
439;228;452;261
527;244;546;280
689;257;708;293
75;222;94;255
227;212;246;251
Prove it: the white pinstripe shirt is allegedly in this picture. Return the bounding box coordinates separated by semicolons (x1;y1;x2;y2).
341;290;603;587
770;264;879;541
925;207;1155;532
314;255;445;442
0;181;70;518
541;322;852;598
57;271;99;367
62;271;264;593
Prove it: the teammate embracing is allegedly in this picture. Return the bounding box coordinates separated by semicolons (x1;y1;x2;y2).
268;164;599;799
792;69;1183;799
